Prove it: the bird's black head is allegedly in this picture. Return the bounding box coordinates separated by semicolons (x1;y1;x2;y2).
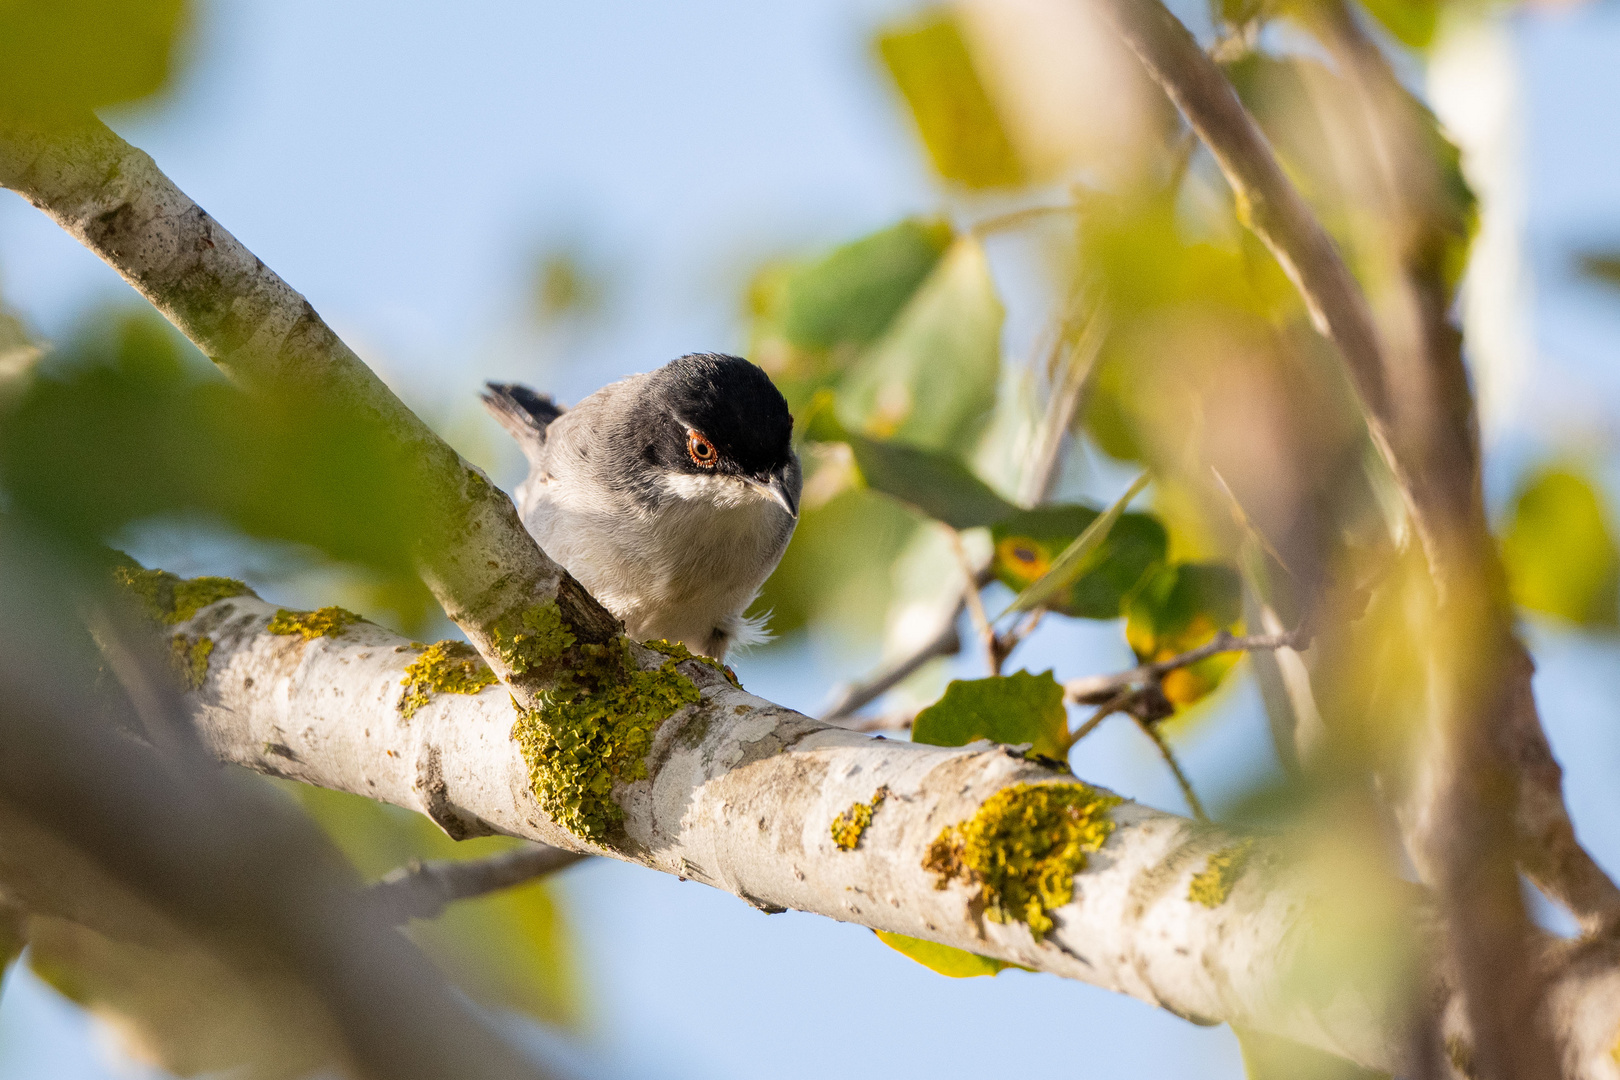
639;353;800;516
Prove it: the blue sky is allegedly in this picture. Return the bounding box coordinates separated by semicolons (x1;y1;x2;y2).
4;2;1620;1078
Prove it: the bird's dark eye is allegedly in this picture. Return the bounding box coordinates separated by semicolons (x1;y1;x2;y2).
686;430;718;468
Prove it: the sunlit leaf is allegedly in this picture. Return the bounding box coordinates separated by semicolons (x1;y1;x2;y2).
1235;1025;1390;1080
876;8;1025;188
783;218;953;352
873;930;1011;978
1125;562;1244;707
1356;0;1439;50
0;0;190;125
911;670;1070;761
1500;465;1620;629
837;238;1003;451
991;504;1167;619
1003;473;1150;615
287;785;578;1026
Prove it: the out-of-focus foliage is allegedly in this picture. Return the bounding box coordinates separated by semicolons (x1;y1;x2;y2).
1500;465;1620;629
1235;1024;1390;1080
876;8;1025;188
530;247;608;325
26;914;338;1080
0;0;190;125
1354;0;1441;50
781;218;954;355
912;670;1070;760
0;309;441;629
872;930;1013;977
1126;563;1245;707
1002;473;1149;615
991;504;1166;619
289;785;579;1026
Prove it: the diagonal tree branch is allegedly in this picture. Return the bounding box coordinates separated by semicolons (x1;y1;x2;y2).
370;845;585;926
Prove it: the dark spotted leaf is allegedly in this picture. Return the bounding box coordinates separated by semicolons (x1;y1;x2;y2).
911;669;1069;761
991;503;1167;619
1001;473;1151;616
1125;562;1244;707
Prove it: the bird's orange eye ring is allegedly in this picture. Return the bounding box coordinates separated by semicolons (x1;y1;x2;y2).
686;430;718;468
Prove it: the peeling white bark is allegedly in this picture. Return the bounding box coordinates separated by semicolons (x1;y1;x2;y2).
169;592;1620;1078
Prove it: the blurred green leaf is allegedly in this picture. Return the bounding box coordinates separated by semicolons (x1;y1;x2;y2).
751;477;922;642
1579;252;1620;290
991;504;1168;619
875;8;1025;189
783;218;953;352
911;669;1070;760
289;785;579;1026
837;237;1003;452
530;248;607;324
0;309;439;625
0;0;190;125
1355;0;1439;50
1003;474;1150;615
1500;465;1620;629
873;930;1012;977
1125;562;1244;707
1235;1025;1390;1080
805;402;1016;529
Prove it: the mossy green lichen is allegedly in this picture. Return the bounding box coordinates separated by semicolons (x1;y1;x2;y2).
647;639;740;687
114;566;251;625
491;600;576;675
1187;838;1257;908
924;781;1122;940
831;786;890;851
399;640;498;718
169;634;214;690
267;606;362;640
511;636;702;839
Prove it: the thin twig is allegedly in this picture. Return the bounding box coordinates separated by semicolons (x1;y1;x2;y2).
1132;715;1208;822
947;528;998;675
1020;296;1109;507
1064;628;1306;706
969;202;1079;238
1066;688;1134;749
820;608;961;722
369;844;585;925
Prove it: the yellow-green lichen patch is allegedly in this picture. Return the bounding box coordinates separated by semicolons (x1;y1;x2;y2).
114;566;251;625
169;635;214;690
831;786;890;851
491;600;576;676
924;781;1122;940
1188;838;1257;908
646;638;740;687
267;606;362;640
399;640;498;718
511;637;702;840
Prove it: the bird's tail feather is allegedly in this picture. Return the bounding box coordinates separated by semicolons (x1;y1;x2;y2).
481;382;564;465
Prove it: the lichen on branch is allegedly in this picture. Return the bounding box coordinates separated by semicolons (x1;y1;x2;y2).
511;637;702;840
925;781;1122;939
490;600;576;676
398;640;498;718
267;607;363;640
114;566;252;625
831;787;890;851
1188;838;1257;908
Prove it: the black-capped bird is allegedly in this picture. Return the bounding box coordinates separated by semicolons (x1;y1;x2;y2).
482;353;801;660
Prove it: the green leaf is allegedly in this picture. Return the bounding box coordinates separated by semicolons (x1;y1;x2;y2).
836;237;1003;452
1002;473;1150;615
1579;252;1620;291
1235;1026;1390;1080
911;670;1070;761
873;930;1011;978
991;504;1168;619
875;8;1025;189
1356;0;1439;51
1125;562;1244;707
782;218;954;352
287;784;579;1026
1501;465;1620;629
0;0;190;125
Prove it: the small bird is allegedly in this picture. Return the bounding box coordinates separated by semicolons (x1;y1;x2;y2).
482;353;801;660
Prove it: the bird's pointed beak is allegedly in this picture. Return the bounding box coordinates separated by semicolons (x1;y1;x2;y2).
748;474;799;519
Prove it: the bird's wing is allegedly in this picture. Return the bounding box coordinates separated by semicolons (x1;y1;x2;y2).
481;382;565;468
